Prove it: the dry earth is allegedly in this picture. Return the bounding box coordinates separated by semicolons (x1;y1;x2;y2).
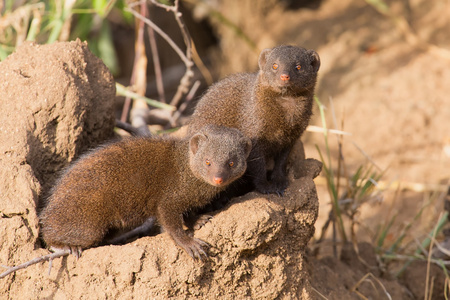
0;40;321;299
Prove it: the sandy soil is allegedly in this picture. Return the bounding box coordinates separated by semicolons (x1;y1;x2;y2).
0;39;321;299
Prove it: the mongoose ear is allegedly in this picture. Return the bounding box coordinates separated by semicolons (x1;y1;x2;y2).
307;50;321;72
242;138;252;159
258;48;272;70
189;133;206;155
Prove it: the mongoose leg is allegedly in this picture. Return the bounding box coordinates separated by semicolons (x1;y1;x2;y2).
158;207;208;260
248;146;286;195
269;147;291;195
106;217;155;245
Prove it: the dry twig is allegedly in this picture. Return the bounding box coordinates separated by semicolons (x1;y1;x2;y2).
147;25;166;103
150;0;194;108
351;272;392;300
425;212;443;300
125;0;196;127
0;250;70;279
171;80;201;125
127;1;151;135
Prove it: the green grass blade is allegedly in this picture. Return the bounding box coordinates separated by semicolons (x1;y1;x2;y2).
414;212;448;256
116;83;176;111
377;214;397;249
314;96;347;242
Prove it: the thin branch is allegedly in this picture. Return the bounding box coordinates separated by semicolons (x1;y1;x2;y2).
191;41;214;85
383;253;450;265
351;140;383;172
306;125;351;136
125;6;192;67
147;25;166;103
120;81;134;122
120;2;146;123
0;250;70;279
116;83;175;111
126;0;196;128
184;79;202;103
171;80;201;125
351;272;392;300
152;0;194;107
128;1;151;135
311;286;329;300
433;239;450;258
149;0;173;11
425;212;443;300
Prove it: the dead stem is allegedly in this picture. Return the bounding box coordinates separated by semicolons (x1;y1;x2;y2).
0;250;70;279
125;0;196;127
147;25;165;103
351;272;392;300
425;212;443;300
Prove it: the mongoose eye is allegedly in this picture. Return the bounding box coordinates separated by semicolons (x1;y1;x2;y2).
228;161;234;167
205;159;211;166
272;63;278;70
296;64;301;70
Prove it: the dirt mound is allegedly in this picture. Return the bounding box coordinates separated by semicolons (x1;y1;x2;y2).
0;39;116;194
0;40;323;299
0;40;115;296
7;166;320;299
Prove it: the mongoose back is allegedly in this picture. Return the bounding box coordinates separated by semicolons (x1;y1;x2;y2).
188;45;320;195
39;125;252;259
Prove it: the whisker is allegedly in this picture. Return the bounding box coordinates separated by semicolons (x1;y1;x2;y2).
247;157;264;162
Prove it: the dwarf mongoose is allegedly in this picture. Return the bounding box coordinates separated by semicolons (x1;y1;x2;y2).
40;125;252;259
188;45;320;195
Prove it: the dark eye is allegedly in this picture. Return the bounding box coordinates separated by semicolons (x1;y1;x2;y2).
229;161;234;167
205;159;211;166
296;64;301;70
272;63;278;70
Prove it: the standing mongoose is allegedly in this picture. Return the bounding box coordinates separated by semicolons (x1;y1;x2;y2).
39;125;252;260
188;45;320;195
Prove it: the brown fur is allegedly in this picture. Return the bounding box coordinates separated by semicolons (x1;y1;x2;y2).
188;45;320;195
39;125;252;259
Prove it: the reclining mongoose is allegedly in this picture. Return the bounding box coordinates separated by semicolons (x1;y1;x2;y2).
40;125;252;259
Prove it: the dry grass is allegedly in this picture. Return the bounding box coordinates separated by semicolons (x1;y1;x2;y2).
312;96;450;298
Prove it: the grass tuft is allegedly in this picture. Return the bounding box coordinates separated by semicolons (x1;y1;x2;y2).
313;97;384;255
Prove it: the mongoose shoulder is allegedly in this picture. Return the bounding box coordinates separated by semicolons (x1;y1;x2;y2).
39;125;252;259
188;45;320;195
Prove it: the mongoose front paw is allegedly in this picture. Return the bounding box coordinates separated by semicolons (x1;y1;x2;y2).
272;178;289;196
255;180;287;196
177;237;209;260
193;215;213;230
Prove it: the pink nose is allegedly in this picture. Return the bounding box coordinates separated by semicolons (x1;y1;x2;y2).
213;177;223;185
280;74;290;81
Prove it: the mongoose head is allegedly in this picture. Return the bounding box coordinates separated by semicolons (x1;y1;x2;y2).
258;45;320;94
189;125;252;187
